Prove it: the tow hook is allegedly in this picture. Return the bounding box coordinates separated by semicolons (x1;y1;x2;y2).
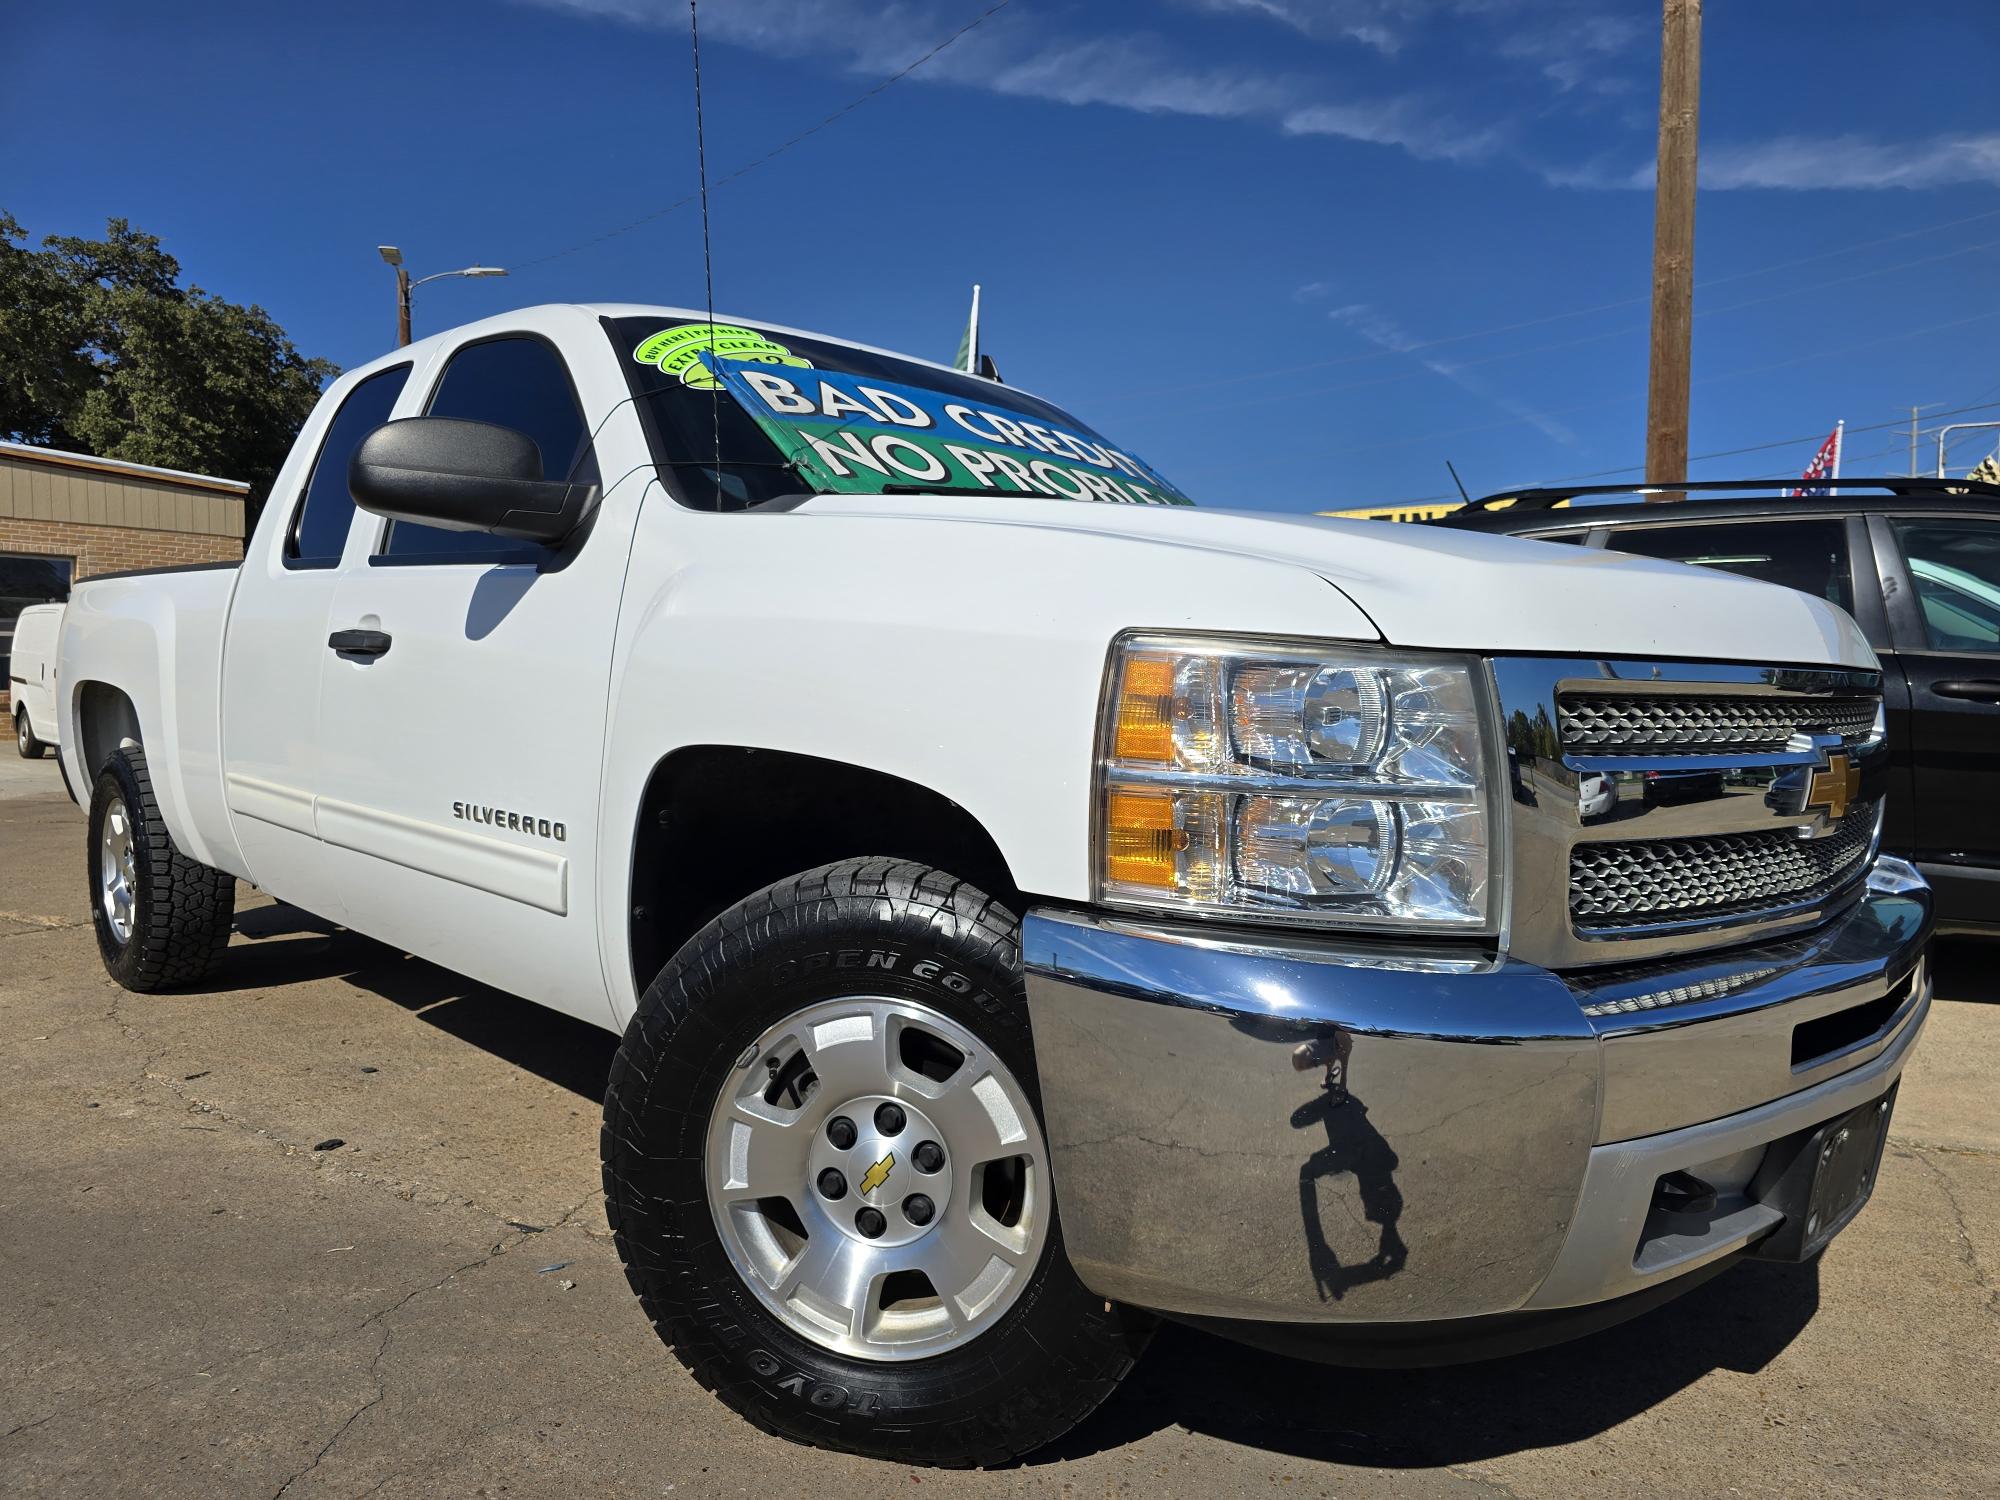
1653;1169;1719;1219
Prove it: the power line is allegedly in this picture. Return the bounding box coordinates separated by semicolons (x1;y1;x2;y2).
1179;241;2000;421
1305;308;2000;464
1532;396;2000;484
1316;395;2000;510
510;0;1015;274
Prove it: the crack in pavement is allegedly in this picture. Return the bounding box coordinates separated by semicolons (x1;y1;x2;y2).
10;969;616;1495
0;1376;168;1447
266;1230;550;1499
1899;1144;2000;1323
0;908;86;930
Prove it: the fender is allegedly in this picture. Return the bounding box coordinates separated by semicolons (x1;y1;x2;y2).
591;485;1382;1024
59;566;248;880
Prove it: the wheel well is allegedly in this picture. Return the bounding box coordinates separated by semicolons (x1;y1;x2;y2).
75;681;142;777
627;746;1021;995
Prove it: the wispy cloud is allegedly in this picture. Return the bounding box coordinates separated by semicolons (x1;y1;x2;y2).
1329;302;1579;446
1177;0;1449;56
532;0;1506;161
1497;12;1644;94
523;1;1991;197
1283;98;1501;163
532;0;1309;121
1700;133;2000;191
1546;131;2000;192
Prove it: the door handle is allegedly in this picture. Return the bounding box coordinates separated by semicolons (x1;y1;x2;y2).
328;628;393;658
1932;679;2000;703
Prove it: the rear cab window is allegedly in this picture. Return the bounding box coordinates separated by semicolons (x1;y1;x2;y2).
1599;518;1855;614
286;364;410;568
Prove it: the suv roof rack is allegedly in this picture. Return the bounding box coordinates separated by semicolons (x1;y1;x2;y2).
1461;476;2000;513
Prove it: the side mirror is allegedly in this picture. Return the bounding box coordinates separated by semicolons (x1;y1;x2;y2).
349;417;596;544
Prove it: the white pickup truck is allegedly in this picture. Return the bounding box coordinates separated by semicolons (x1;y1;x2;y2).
58;304;1933;1465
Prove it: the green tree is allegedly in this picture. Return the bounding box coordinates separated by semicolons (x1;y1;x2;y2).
0;212;339;536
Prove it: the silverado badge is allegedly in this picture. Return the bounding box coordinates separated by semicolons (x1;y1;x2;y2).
859;1152;895;1197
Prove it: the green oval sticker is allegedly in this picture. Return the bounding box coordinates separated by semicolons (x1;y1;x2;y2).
632;323;814;389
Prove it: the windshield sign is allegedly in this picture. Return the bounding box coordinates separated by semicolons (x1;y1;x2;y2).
622;319;1194;508
705;357;1193;507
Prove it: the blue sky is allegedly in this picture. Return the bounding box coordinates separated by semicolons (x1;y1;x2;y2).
6;0;1998;508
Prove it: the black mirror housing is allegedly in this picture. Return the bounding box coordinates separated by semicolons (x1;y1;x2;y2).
349;417;596;544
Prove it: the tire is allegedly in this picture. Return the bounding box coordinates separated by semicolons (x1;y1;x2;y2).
87;745;235;991
15;707;46;759
602;858;1151;1466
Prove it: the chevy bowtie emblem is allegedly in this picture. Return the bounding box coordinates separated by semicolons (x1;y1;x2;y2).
859;1152;895;1196
1802;750;1860;822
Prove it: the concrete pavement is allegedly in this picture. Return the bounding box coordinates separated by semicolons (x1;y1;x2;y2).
2;755;1995;1497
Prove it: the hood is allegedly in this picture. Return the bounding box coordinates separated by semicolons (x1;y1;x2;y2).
798;493;1877;669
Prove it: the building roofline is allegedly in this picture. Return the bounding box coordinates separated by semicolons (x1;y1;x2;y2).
0;440;251;495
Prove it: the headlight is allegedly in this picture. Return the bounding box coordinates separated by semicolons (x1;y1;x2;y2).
1096;633;1498;931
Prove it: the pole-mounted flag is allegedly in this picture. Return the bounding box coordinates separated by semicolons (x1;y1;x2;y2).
953;284;981;374
1791;420;1842;497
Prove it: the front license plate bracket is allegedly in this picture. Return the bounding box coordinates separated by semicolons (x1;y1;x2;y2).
1747;1082;1897;1262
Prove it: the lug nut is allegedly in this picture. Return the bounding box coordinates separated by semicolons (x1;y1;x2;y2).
874;1102;906;1136
912;1140;945;1174
826;1115;857;1149
904;1193;936;1226
817;1168;847;1200
855;1207;887;1239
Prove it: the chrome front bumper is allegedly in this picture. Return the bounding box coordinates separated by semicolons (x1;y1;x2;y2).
1022;857;1932;1328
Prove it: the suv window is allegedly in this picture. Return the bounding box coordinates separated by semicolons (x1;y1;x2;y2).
382;336;597;561
288;364;410;567
1602;518;1853;613
1891;518;2000;652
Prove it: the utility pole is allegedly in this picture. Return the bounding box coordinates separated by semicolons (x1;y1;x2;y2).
1644;0;1701;500
1910;405;1920;477
395;264;412;347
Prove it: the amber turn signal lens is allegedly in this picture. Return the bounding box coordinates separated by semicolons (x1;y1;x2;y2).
1114;656;1177;763
1104;789;1182;890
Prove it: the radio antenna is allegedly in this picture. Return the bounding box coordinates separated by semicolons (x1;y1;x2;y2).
1445;459;1472;506
689;0;722;504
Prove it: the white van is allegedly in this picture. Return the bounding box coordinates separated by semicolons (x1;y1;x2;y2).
10;601;63;758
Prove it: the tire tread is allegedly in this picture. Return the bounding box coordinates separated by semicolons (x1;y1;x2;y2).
601;857;1147;1467
91;745;234;991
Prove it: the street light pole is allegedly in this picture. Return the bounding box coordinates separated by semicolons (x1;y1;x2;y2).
377;246;507;347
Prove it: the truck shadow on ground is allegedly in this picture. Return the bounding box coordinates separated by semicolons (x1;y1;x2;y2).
218;901;1897;1469
226;902;618;1100
1044;1258;1820;1467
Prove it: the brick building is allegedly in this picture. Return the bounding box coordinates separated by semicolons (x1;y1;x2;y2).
1;440;246;724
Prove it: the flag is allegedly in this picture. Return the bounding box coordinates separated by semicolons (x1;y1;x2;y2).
1791;421;1842;496
952;284;981;373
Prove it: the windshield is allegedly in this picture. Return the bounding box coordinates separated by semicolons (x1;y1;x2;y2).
607;315;1195;511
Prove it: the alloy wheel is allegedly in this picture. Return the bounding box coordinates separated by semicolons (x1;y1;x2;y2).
704;995;1048;1361
99;794;138;945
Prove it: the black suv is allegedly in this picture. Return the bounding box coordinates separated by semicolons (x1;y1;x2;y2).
1435;478;2000;935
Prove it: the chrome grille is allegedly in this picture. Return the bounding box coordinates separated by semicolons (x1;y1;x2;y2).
1559;694;1879;754
1571;802;1878;931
